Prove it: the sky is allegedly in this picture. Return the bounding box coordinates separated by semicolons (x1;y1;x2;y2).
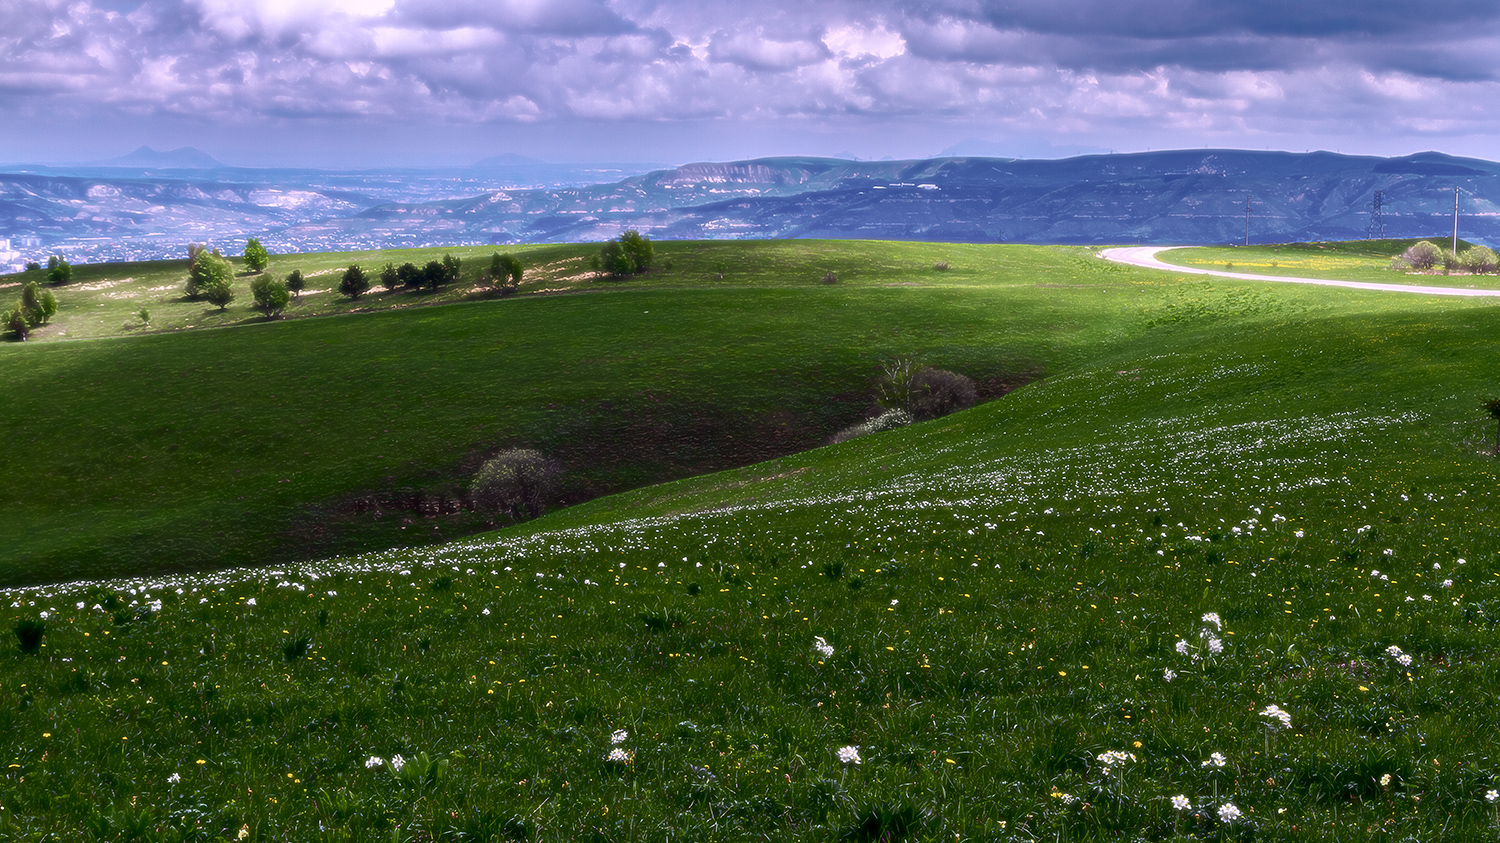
3;0;1499;168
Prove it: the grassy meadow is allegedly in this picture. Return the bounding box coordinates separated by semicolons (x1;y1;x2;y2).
1154;238;1500;290
5;239;1500;840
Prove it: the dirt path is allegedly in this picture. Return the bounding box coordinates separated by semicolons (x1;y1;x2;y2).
1099;246;1500;298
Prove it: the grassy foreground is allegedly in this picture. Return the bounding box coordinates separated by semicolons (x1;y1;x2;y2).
5;241;1500;840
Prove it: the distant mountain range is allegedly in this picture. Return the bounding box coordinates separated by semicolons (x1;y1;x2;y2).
1;149;1496;266
97;145;225;169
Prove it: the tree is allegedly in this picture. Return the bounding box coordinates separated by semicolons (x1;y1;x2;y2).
285;269;305;298
45;254;71;286
1485;398;1500;455
1461;246;1499;275
242;238;270;273
594;230;654;277
186;251;234;300
398;262;421;290
5;307;29;340
24;261;40;273
250;273;290;317
1399;240;1443;271
470;449;562;520
442;253;462;286
20;281;56;326
202;274;235;310
339;264;370;300
489;253;523;292
422;260;447;292
380;262;400;292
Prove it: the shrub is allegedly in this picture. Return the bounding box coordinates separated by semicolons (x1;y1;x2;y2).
242;238;270;272
250;273;290;317
137;307;150;325
1460;246;1499;274
15;619;44;654
186;251;234;300
380;262;400;291
470;449;562;521
285;269;305;297
20;280;56;325
339;265;370;300
1400;241;1442;271
442;253;462;285
933;261;951;271
911;367;978;421
821;271;839;284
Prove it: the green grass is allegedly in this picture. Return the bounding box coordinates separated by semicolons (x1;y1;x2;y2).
1155;238;1500;290
6;240;1500;840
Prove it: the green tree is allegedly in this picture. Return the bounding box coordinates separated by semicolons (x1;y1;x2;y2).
339;264;370;300
285;269;305;298
243;238;271;273
5;307;28;340
595;230;654;277
202;274;235;310
186;251;234;300
45;254;71;285
422;260;447;292
250;273;290;317
20;281;56;326
489;253;523;290
1460;246;1499;275
442;253;462;285
380;262;400;292
398;262;421;290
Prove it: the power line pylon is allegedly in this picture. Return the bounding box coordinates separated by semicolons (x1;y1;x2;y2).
1367;191;1385;240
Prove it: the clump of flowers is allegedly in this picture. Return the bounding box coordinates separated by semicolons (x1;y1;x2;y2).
1385;644;1413;667
605;747;634;765
1260;704;1292;730
611;729;629;745
1173;612;1226;662
1171;795;1190;811
1217;802;1242;823
1202;752;1227;768
1095;750;1137;776
813;636;834;658
837;745;862;765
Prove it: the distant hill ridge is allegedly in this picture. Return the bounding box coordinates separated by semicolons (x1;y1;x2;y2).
2;148;1498;263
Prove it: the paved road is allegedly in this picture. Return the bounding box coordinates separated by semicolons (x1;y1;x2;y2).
1099;246;1500;298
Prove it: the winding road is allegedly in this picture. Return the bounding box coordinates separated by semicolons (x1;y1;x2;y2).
1099;246;1500;298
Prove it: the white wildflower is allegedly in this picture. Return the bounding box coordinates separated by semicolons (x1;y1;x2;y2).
167;772;181;784
1217;802;1242;823
1171;795;1190;811
605;747;633;764
245;598;256;606
837;745;862;765
1095;750;1136;774
365;756;384;769
1175;640;1190;656
1379;773;1392;787
1487;789;1499;803
1206;637;1223;654
1259;704;1292;730
611;730;629;745
1163;668;1176;682
389;754;405;772
1201;612;1222;629
813;636;834;658
1443;579;1454;589
1294;530;1304;538
1202;752;1227;768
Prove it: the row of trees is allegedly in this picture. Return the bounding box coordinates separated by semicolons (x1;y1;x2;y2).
21;255;72;285
592;230;654;277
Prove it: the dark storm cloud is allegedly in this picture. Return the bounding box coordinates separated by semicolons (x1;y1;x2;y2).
1;0;1498;163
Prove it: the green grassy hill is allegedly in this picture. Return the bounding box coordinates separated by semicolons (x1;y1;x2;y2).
4;241;1500;841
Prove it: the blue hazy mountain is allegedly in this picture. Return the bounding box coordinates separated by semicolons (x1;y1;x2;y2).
98;146;225;169
2;149;1496;265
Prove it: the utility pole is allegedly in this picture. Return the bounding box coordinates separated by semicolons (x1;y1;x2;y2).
1452;187;1460;255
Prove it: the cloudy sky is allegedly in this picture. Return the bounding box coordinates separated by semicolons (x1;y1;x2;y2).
3;0;1499;168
